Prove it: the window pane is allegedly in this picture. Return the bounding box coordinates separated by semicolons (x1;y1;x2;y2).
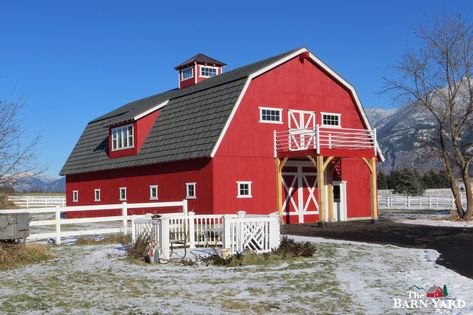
261;109;281;122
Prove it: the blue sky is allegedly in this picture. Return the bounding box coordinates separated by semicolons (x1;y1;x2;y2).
0;1;472;177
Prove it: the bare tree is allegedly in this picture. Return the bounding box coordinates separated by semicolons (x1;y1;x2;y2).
0;99;41;187
384;16;473;220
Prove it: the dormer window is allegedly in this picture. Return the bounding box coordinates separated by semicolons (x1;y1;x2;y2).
181;67;193;80
200;66;218;78
112;124;134;151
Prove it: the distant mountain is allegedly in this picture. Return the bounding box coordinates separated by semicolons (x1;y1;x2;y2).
365;108;397;127
11;175;65;192
366;105;448;173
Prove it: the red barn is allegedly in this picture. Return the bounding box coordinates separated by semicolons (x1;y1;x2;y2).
60;48;384;223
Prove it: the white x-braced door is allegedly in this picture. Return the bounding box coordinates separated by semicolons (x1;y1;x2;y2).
282;165;319;223
288;110;316;151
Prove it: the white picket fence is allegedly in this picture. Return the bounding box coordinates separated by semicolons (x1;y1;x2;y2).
378;195;467;210
7;195;66;208
132;211;281;259
0;200;188;245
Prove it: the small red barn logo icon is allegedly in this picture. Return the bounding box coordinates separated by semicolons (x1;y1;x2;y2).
426;285;448;298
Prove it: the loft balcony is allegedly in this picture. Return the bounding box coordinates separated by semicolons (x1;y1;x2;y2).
274;126;377;158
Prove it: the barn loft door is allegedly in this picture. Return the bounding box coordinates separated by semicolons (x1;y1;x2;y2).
288;110;316;151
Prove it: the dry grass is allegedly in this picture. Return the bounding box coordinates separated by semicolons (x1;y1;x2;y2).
122;233;151;262
74;234;130;246
0;242;53;270
0;194;17;209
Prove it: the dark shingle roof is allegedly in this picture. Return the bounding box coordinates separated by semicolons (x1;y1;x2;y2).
174;53;227;70
60;48;302;176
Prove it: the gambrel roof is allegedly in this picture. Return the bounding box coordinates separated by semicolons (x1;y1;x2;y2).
60;49;302;175
60;48;383;176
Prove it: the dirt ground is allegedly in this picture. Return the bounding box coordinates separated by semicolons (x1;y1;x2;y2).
283;220;473;279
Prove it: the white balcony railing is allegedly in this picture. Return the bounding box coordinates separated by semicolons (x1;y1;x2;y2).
274;125;377;156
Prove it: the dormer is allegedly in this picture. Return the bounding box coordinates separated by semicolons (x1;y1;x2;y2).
175;53;226;89
107;100;168;159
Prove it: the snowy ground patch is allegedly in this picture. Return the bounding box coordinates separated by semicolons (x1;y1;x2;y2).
395;218;473;228
0;237;472;314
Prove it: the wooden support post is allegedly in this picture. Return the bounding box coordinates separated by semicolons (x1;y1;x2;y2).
328;176;334;223
275;157;288;222
369;157;378;222
316;155;326;225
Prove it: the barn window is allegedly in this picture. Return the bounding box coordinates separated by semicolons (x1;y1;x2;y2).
321;113;341;127
259;107;282;124
181;66;193;80
119;187;127;201
237;181;252;198
111;124;134;151
94;189;101;202
149;185;158;200
186;183;196;199
72;190;79;202
200;66;217;77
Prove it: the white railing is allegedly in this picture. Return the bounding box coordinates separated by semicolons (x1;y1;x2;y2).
132;211;281;260
378;195;467;210
0;200;188;245
274;125;376;155
7;195;66;208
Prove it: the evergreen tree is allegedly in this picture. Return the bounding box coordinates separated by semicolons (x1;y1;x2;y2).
378;172;389;189
392;169;425;196
442;284;448;297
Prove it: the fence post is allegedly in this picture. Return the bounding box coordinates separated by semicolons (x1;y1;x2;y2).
26;198;29;209
315;125;320;154
55;207;61;245
269;213;280;250
188;211;195;248
222;215;232;250
131;215;136;244
407;196;411;210
182;199;188;215
429;196;432;209
160;218;170;260
122;202;128;235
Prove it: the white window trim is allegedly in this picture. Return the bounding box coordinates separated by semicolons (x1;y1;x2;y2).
94;189;101;202
199;65;219;78
259;106;283;124
111;124;135;151
237;181;252;198
149;185;158;200
181;66;194;80
119;187;127;201
321;112;342;128
185;182;197;199
72;190;79;203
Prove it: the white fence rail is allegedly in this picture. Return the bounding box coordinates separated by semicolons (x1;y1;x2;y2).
132;211;281;260
378;195;467;210
7;195;66;208
0;200;188;245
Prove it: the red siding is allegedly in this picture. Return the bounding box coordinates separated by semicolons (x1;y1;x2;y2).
213;56;373;220
136;110;160;152
66;158;214;217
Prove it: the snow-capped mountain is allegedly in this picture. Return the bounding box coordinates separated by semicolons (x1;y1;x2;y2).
11;175;65;192
366;105;450;173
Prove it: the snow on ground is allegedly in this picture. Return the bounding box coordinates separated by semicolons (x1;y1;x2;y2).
395;218;473;228
1;237;472;314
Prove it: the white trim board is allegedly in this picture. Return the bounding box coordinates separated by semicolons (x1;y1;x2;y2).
133;100;169;120
209;48;384;161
